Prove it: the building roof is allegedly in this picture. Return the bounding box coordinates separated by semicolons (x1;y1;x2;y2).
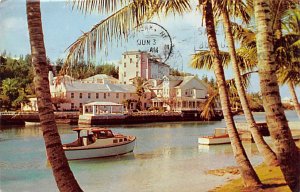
83;74;118;82
63;81;135;93
174;76;194;88
174;76;207;89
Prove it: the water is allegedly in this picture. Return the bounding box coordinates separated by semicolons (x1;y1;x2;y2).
0;111;298;192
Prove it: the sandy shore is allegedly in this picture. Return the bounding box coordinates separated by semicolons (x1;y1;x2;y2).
208;121;300;192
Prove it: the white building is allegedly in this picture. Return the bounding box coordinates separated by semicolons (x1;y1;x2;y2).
47;71;140;111
150;75;208;111
119;51;170;84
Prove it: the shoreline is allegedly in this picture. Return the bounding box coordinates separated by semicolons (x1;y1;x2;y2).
0;111;223;125
209;137;300;192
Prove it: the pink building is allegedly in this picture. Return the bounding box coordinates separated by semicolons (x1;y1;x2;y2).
119;51;170;84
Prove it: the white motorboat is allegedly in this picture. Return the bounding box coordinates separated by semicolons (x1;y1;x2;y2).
63;127;136;160
198;128;231;145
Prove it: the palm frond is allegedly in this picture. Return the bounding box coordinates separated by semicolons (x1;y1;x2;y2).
213;0;251;24
69;0;127;14
65;0;191;69
228;71;252;90
282;7;300;34
190;50;230;70
231;22;256;46
200;88;219;120
161;0;191;15
236;46;257;72
65;1;156;66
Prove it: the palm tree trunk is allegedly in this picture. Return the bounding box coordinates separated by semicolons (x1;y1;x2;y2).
288;81;300;119
221;8;278;166
202;0;261;188
254;0;300;191
26;1;83;191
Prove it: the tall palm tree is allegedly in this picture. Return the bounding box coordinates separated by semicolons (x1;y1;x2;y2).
253;0;300;191
67;0;262;188
278;8;300;119
26;1;82;191
200;0;262;187
215;0;278;166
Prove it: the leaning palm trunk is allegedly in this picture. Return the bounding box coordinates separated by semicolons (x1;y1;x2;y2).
288;81;300;119
26;1;82;191
221;8;278;166
202;0;261;188
254;0;300;191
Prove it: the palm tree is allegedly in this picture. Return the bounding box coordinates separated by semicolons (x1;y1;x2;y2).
66;0;262;188
200;0;262;187
26;1;82;191
277;8;300;119
214;0;278;166
253;0;300;191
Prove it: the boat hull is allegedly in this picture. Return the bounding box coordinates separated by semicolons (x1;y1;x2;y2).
198;137;231;145
64;139;136;160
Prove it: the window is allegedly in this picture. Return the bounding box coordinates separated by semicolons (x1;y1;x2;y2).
79;103;82;108
136;71;138;76
136;62;138;68
113;139;118;143
116;93;119;98
124;72;126;77
136;55;138;58
88;93;91;99
119;139;123;142
71;103;74;109
124;138;127;141
124;62;126;67
104;93;106;99
130;58;132;63
124;55;126;59
71;92;74;98
96;93;99;99
79;93;82;99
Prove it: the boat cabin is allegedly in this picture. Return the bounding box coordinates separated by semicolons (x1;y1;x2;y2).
73;128;115;139
63;127;130;148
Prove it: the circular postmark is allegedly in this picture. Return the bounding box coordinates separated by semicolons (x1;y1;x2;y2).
128;22;173;63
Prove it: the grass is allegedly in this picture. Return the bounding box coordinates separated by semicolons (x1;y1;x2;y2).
211;163;290;192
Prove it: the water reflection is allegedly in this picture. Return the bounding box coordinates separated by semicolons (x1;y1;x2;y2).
0;111;298;192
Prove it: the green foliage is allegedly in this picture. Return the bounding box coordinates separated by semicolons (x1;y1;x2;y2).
170;68;190;76
0;53;34;110
62;60;119;79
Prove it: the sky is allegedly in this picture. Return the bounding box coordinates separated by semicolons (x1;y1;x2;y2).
0;0;298;99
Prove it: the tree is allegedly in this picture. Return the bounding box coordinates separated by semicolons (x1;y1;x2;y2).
26;1;82;191
277;8;300;119
66;0;262;188
215;0;278;166
1;78;20;108
199;0;261;188
254;0;300;191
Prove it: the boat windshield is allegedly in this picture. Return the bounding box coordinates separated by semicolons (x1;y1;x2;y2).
93;130;114;139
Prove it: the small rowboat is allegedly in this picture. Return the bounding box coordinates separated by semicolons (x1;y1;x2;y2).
198;128;231;145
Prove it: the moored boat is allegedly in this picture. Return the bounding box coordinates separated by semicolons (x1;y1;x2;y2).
63;127;136;160
198;128;231;145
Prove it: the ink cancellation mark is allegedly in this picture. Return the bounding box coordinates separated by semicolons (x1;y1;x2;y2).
130;22;173;63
